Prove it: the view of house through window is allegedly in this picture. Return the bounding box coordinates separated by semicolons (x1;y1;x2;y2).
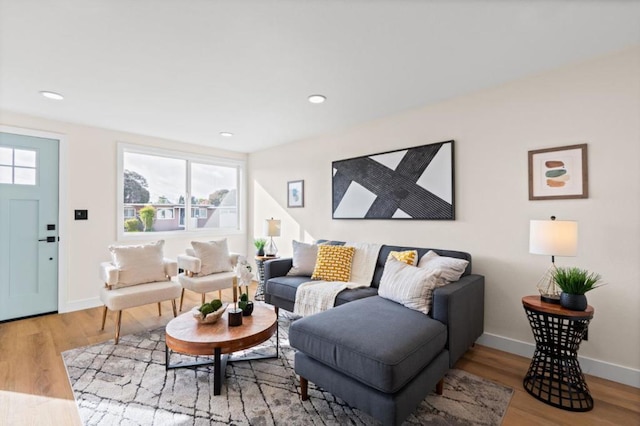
121;147;241;234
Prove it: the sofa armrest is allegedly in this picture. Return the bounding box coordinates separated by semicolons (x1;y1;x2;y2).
177;254;201;274
100;262;119;289
431;274;485;368
264;258;293;280
164;258;178;277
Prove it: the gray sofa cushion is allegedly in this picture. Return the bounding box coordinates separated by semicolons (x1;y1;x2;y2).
289;296;447;394
335;287;378;306
265;275;309;303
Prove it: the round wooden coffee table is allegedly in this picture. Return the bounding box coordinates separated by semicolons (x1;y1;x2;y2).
165;303;278;395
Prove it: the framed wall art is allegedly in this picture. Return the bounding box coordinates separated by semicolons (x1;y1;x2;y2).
287;180;304;208
528;144;588;200
332;140;455;220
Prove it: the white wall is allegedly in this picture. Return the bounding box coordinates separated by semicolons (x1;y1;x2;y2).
0;112;248;312
248;46;640;385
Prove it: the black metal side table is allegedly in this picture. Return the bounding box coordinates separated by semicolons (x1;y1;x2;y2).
522;295;595;411
254;255;278;301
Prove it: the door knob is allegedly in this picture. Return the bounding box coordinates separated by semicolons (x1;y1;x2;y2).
38;236;56;243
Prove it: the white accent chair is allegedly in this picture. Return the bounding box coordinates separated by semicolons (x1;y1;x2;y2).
99;257;181;344
177;249;240;311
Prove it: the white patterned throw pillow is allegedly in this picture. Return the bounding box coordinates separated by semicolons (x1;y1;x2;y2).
191;239;233;276
109;240;167;288
378;258;440;315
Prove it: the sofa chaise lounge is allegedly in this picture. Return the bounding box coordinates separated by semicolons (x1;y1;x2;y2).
263;241;485;425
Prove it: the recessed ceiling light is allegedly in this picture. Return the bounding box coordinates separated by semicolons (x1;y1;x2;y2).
308;94;326;104
220;132;233;137
40;91;64;100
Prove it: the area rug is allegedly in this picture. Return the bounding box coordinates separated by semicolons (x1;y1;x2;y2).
62;317;513;425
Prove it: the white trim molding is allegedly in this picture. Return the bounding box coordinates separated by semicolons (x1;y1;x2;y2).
477;332;640;389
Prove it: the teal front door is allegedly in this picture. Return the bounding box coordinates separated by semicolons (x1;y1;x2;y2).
0;132;59;321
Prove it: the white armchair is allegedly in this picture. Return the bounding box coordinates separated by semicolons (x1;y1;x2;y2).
99;241;181;344
177;248;240;311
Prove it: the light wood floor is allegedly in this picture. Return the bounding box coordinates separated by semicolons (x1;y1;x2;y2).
1;286;638;426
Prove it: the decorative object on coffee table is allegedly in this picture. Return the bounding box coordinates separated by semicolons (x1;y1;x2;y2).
522;295;594;411
529;216;578;303
528;143;588;200
552;266;603;311
228;277;243;326
192;300;226;324
239;293;254;316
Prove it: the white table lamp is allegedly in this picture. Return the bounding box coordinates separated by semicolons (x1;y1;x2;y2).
264;218;281;257
529;216;578;303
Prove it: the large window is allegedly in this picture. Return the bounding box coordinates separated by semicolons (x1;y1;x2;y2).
118;144;244;236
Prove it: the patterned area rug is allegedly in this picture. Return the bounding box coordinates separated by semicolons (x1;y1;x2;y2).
62;316;513;425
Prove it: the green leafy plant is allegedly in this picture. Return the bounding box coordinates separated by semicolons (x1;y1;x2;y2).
254;238;267;250
238;293;249;310
552;267;603;295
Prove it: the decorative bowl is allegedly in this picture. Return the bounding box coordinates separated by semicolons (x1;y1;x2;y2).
192;304;227;324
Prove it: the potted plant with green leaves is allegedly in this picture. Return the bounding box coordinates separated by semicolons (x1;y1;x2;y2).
238;292;254;316
552;267;603;311
254;238;267;256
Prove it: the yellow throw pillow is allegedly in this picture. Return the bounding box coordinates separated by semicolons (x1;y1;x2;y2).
311;245;356;282
388;250;418;266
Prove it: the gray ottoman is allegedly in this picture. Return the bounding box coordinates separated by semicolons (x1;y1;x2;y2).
289;296;449;425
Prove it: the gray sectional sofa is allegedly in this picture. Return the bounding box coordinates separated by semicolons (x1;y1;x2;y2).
263;242;485;426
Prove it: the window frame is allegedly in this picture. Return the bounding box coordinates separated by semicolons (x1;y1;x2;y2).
117;143;246;239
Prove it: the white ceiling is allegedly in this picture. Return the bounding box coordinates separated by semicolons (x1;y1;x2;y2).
1;1;639;153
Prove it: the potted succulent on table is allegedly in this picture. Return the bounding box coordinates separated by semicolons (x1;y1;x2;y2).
552;266;603;311
238;293;254;316
254;238;267;256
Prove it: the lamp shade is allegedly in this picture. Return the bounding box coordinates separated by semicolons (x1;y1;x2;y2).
529;219;578;256
264;218;281;237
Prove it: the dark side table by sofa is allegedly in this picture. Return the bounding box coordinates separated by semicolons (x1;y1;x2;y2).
254;255;279;301
522;295;595;412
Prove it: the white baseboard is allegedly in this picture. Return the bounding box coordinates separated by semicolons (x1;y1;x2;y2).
477;333;640;389
59;297;102;314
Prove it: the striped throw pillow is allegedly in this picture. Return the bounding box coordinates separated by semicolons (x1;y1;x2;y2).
311;245;355;282
378;258;440;314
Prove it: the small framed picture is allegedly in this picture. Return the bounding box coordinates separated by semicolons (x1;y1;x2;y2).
287;180;304;208
528;144;588;200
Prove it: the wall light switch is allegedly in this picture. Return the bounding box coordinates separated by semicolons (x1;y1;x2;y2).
75;209;88;220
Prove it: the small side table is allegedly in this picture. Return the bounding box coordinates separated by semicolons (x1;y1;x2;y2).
254;255;279;301
522;295;595;411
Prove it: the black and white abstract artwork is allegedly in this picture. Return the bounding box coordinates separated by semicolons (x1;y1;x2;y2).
332;140;455;220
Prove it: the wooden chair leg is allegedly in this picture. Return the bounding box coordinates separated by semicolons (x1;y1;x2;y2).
436;378;444;395
179;288;185;312
100;306;108;331
201;293;206;304
218;289;222;300
114;310;122;345
171;299;177;317
157;302;162;316
300;376;309;400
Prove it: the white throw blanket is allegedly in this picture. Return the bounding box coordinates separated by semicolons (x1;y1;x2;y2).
293;242;381;316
